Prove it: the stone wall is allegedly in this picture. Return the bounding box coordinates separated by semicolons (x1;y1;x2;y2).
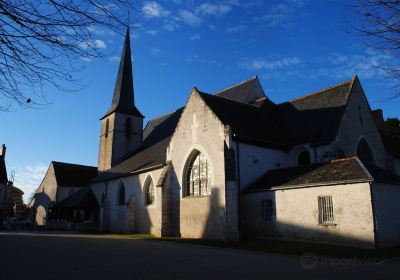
372;183;400;248
168;90;227;239
91;167;164;235
326;79;386;167
243;182;376;248
30;163;57;226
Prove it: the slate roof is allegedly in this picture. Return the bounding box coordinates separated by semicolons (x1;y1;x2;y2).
52;162;98;187
0;156;7;184
198;91;284;148
278;79;353;146
246;157;400;192
215;76;266;104
54;187;98;209
101;29;144;120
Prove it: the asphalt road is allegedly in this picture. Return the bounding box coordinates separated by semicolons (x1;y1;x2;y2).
0;232;398;280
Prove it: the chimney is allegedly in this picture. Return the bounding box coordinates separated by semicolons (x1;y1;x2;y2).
372;109;385;132
0;144;6;158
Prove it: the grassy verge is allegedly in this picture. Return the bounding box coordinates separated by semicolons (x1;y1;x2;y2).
93;233;400;259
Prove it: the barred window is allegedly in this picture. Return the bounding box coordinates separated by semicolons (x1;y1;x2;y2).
318;196;334;224
145;179;155;205
262;199;274;224
185;152;211;196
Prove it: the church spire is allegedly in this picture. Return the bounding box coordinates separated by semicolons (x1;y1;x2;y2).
101;28;144;120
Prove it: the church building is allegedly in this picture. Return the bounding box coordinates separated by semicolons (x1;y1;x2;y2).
31;29;400;248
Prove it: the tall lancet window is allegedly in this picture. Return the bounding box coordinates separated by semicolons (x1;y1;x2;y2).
125;118;132;137
117;181;126;206
105;119;109;138
185;152;211;197
145;178;155;205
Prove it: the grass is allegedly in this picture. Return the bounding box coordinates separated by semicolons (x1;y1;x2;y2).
92;233;400;260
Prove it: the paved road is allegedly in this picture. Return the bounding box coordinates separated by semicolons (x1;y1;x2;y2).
0;232;398;280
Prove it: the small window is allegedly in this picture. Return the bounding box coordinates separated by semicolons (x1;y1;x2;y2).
105;119;109;138
318;196;335;224
185;152;211;196
125;118;131;137
145;179;155;205
262;199;274;224
68;189;74;196
298;150;311;166
118;182;126;206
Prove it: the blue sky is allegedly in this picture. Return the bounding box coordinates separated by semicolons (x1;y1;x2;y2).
1;0;399;201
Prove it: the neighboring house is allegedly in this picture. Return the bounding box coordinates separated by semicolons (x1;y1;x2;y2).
38;28;400;248
243;157;400;248
29;161;97;227
0;145;25;221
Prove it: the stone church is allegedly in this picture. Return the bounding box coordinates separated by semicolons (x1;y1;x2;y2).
31;29;400;248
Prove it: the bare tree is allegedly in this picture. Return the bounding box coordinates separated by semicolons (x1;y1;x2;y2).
0;0;140;111
351;1;400;98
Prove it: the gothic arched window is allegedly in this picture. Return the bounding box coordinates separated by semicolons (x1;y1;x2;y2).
298;150;311;166
357;139;374;164
117;182;126;206
125;118;131;137
105;119;110;138
145;178;155;205
185;152;211;197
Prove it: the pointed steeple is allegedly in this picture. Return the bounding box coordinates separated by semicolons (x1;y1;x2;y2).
101;28;144;119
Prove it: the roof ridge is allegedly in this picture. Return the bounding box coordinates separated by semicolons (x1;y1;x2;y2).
147;108;181;124
330;156;358;163
52;161;96;168
215;76;258;95
288;79;353;103
199;91;263;110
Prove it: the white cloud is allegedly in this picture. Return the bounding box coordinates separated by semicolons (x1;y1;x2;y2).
79;39;106;50
253;0;307;27
146;30;158;36
11;163;48;203
196;3;232;16
189;34;201;40
239;57;301;70
225;24;246;33
178;10;202;26
315;49;396;80
143;1;171;18
150;47;162;57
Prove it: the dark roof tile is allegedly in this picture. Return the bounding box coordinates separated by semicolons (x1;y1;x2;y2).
52;162;97;187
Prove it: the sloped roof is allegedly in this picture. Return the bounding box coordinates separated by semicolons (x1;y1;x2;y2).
0;157;7;184
198;91;284;148
101;29;144;120
54;187;98;209
246;157;400;192
52;162;97;187
215;76;266;104
278;79;353;145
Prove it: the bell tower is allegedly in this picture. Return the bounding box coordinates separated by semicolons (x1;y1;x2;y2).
98;29;144;171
